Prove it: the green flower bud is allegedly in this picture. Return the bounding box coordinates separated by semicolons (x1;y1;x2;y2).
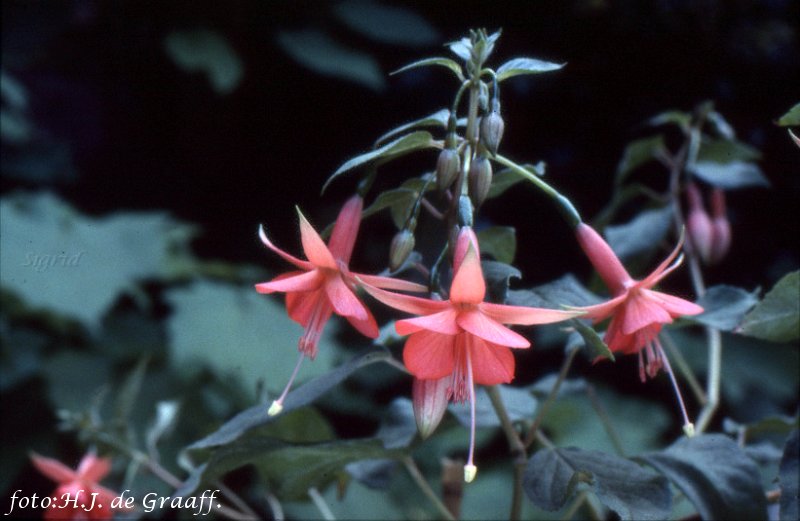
478;82;489;112
436;148;461;191
468;155;493;208
480;99;504;156
389;229;415;271
457;194;473;227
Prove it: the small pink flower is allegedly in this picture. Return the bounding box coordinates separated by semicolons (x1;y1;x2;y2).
256;195;426;415
363;227;578;481
709;188;731;264
685;183;714;264
31;452;126;520
574;223;704;434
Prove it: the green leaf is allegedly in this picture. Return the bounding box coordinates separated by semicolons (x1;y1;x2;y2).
0;192;195;330
41;351;113;411
638;434;767;521
605;205;673;261
706;111;736;139
523;447;671;520
779;430;799;521
697;138;761;163
496;57;565;81
739;271;799;342
374;109;456;146
391;57;464;81
571;320;614;361
450;385;537;428
777;103;800;126
276;29;385;91
509;274;602;309
333;1;438;47
648;110;691;131
689;160;770;189
477;226;516;264
375;398;417;449
482;260;521;304
361;188;417;221
690;285;759;331
616;135;666;183
187;349;392;450
323;131;436;192
164;29;244;94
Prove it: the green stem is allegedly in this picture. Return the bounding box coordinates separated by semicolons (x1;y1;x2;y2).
493;154;582;227
487;386;527;521
403;456;456;521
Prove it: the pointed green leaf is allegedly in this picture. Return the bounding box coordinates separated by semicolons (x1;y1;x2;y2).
276;29;385;91
164;29;244;94
779;429;799;521
323;131;436;192
616;135;666;183
447;37;472;61
496;57;565;81
571;320;614;361
689;160;769;189
638;434;767;521
697;138;761;163
508;274;602;309
375;109;453;146
690;285;759;331
477;226;516;264
605;206;673;261
777;103;800;126
187;349;392;450
361;188;417;220
333;1;438;47
524;447;671;520
482;260;521;304
391;57;464;81
739;271;799;342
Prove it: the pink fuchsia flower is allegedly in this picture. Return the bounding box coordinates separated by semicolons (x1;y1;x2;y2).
709;188;731;264
30;452;125;520
685;183;714;264
574;222;704;435
256;195;426;415
362;227;579;482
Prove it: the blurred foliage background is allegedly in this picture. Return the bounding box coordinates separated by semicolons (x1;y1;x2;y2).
1;1;798;519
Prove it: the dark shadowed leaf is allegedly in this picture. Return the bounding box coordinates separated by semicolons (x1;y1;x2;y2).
508;274;602;309
488;163;544;199
345;459;397;490
333;1;438;47
638;434;767;521
779;429;799;521
605;206;673;261
739;271;799;342
276;29;385;91
187;349;392;450
777;103;800;126
523;447;671;520
496;57;565;81
477;226;516;264
164;29;243;94
324;131;436;192
616;135;666;183
361;188;417;220
690;161;769;189
482;261;521;303
690;285;759;331
376;398;417;450
450;385;537;428
697;138;761;163
391;57;464;81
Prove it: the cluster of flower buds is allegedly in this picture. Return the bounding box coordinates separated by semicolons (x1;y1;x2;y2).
389;228;416;271
685;183;731;265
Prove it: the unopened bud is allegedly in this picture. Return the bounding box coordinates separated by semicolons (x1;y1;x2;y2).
436;148;461;191
468;155;493;207
685;183;714;264
709;189;731;264
478;82;489;112
480;99;504;156
412;377;450;439
389;229;415;271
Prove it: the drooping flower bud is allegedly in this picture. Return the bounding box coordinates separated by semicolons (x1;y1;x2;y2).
436;148;461;192
468;155;492;207
412;377;450;439
709;188;731;264
685;183;714;264
389;229;415;271
480;98;504;156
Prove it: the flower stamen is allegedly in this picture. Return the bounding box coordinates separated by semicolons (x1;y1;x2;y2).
464;338;477;483
656;338;695;437
268;351;305;416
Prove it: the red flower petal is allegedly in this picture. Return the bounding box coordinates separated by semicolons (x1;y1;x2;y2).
468;338;515;385
354;273;428;293
640;233;685;289
327;195;362;263
345;311;380;339
296;207;338;269
255;270;322;294
645;290;704;317
403;331;456;380
621;293;673;335
76;453;111;482
361;282;450;315
480;302;580;325
324;274;368;320
259;225;314;271
286;288;326;326
457;310;530;348
449;243;485;305
30;453;76;483
573;293;628;323
575;223;633;295
453;227;480;272
396;308;460;336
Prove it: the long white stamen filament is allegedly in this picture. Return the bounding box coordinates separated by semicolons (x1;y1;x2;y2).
269;352;305;416
657;339;695;436
464;341;477;483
